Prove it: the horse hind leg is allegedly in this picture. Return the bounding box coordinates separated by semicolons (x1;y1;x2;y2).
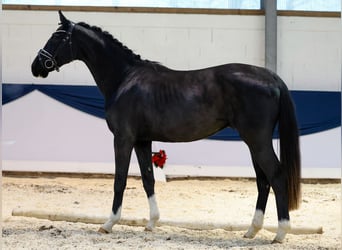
134;141;160;231
243;137;290;243
256;148;290;243
244;157;270;239
269;170;291;244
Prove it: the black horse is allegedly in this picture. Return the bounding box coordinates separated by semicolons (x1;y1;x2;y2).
31;11;301;243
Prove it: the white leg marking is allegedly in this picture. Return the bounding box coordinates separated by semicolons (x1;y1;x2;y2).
145;195;160;231
272;219;291;243
100;206;122;233
244;209;264;238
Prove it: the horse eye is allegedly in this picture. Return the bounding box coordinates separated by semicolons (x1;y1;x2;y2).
51;34;60;39
52;32;63;38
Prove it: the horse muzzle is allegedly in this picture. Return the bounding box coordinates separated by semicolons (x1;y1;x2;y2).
31;56;49;78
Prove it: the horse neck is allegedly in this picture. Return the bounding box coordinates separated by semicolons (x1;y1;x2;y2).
73;25;134;101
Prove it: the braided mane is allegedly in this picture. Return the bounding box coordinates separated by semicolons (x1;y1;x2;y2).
77;22;143;63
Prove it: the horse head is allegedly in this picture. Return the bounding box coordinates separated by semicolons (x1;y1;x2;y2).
31;11;75;78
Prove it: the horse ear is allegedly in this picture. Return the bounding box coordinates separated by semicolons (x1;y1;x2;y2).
58;10;69;25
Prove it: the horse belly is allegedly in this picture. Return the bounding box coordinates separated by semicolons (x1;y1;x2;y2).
149;116;228;142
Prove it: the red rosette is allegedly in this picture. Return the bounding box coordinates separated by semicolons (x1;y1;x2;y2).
152;150;167;169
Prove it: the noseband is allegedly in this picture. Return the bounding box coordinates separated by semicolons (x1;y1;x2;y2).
38;23;75;72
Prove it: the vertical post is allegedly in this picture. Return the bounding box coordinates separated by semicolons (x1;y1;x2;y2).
0;2;3;237
263;0;277;73
340;0;342;192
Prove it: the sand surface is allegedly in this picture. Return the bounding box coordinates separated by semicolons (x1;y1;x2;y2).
2;175;341;249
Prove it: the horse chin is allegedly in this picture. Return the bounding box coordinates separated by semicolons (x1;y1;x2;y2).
39;71;49;78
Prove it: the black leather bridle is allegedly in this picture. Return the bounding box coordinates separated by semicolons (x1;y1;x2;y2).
38;23;75;72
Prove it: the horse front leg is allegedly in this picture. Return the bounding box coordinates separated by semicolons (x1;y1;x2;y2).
99;136;134;233
134;140;160;231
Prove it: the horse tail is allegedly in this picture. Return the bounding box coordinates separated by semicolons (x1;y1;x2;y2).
278;84;301;211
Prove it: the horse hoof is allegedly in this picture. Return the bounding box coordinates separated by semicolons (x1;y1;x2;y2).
271;238;283;244
243;228;258;239
98;227;110;234
144;226;153;232
243;234;253;239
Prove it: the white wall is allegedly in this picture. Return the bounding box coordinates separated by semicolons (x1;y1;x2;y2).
277;16;341;90
2;10;341;178
3;10;341;89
